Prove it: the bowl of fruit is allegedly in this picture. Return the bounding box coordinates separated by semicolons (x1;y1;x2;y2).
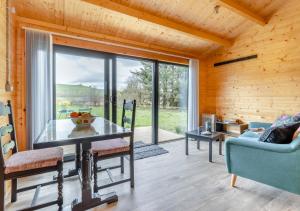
70;112;96;127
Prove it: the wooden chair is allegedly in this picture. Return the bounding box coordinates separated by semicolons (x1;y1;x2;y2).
0;101;64;210
91;99;136;193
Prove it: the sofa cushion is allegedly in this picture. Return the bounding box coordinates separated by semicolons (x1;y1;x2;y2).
293;113;300;122
259;122;300;144
271;115;294;127
240;131;261;139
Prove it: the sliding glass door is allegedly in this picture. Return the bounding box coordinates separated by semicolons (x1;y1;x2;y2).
54;46;110;120
116;57;154;144
158;63;189;142
54;45;188;146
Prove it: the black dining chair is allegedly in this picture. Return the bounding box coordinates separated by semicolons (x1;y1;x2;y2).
0;101;64;210
90;99;136;193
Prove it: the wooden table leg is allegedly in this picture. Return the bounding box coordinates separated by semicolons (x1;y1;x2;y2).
209;139;212;162
72;142;118;211
197;140;200;150
219;137;222;155
185;134;189;155
75;144;81;170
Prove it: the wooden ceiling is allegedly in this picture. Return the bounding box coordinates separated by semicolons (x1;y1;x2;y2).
11;0;284;58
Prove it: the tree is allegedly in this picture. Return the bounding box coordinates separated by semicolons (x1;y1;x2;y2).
121;62;188;109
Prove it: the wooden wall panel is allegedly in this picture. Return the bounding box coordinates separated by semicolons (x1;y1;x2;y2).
0;0;16;200
202;0;300;123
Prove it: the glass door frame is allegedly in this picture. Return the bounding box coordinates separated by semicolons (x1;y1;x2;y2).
53;44;114;120
53;44;189;145
154;61;189;144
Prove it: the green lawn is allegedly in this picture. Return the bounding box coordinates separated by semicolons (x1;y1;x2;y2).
56;105;187;134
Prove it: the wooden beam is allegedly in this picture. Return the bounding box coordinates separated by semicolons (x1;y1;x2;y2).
218;0;267;26
16;16;198;59
52;35;189;65
82;0;232;47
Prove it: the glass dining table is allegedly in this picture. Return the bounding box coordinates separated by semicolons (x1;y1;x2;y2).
33;117;132;211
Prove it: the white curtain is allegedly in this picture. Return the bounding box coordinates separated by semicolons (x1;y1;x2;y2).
26;30;53;149
188;59;199;131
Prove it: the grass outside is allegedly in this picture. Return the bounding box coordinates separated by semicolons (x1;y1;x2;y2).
56;105;187;134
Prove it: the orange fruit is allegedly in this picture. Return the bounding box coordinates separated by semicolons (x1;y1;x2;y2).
70;112;79;118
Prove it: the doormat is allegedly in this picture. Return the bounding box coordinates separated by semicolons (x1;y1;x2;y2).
130;141;169;160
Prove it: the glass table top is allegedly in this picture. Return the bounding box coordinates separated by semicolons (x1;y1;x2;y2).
186;127;222;138
34;117;131;147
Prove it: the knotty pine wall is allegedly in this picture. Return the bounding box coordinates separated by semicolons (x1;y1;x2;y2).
0;0;17;199
202;0;300;123
0;0;11;118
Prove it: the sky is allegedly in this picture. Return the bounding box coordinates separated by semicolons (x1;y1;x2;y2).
55;52;145;90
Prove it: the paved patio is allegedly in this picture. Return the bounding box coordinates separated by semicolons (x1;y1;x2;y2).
134;126;183;144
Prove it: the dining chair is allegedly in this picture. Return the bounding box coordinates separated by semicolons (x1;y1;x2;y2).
0;101;64;210
90;99;136;193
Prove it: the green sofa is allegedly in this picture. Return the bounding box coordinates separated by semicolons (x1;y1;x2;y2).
225;122;300;194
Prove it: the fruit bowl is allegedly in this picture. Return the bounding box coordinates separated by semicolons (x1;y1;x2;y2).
70;112;96;127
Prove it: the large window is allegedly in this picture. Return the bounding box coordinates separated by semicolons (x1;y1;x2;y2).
54;45;188;146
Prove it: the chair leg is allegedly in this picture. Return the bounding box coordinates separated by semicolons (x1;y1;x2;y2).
93;155;98;193
11;178;17;202
120;156;124;174
231;174;237;187
57;161;63;210
130;150;134;188
0;175;4;211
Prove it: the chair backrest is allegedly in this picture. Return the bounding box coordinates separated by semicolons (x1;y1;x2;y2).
0;101;18;169
121;100;136;135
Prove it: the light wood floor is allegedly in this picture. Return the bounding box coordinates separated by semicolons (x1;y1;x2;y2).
5;140;300;211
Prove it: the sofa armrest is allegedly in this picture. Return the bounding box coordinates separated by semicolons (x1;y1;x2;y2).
249;122;272;129
225;136;300;153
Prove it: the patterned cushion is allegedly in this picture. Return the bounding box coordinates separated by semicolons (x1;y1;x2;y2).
5;147;63;174
293;113;300;122
271;115;294;127
91;138;130;156
259;122;300;144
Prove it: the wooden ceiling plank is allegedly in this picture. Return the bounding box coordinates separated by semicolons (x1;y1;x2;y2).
218;0;267;26
16;16;200;59
82;0;232;46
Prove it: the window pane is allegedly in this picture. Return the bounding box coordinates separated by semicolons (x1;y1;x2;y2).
55;49;105;119
116;57;153;144
158;63;188;142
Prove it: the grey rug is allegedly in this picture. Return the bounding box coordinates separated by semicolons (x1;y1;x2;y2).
131;141;169;160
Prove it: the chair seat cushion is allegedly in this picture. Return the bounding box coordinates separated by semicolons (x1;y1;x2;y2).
91;138;130;156
5;147;63;174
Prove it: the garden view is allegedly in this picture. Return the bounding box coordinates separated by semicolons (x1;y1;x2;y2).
56;55;188;141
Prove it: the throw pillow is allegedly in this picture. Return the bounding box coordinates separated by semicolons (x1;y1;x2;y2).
259;122;300;144
271;115;293;127
293;113;300;122
293;126;300;140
